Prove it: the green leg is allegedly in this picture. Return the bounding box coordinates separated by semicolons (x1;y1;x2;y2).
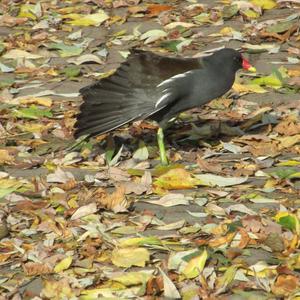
157;127;168;165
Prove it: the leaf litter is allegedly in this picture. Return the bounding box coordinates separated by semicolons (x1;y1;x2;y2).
0;0;300;299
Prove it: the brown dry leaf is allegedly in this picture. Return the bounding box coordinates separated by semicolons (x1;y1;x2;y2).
208;232;236;248
287;77;300;87
42;278;75;299
23;262;53;276
238;228;250;249
288;68;300;77
113;0;140;8
271;274;299;296
246;141;280;156
242;216;263;233
0;253;12;263
95;185;129;213
0;15;28;27
146;4;173;17
196;156;223;174
274;116;300;136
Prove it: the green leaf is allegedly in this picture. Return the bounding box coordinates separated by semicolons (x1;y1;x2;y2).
160;40;182;52
266;20;295;33
48;42;83;58
222;4;239;19
13;105;53;119
269;167;299;179
278;215;297;232
61;66;81;78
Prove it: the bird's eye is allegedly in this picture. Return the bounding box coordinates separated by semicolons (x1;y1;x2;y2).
234;56;242;63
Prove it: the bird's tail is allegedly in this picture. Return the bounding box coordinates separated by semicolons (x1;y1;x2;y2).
74;67;154;138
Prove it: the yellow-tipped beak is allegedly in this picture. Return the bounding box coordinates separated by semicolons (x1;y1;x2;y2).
247;66;257;73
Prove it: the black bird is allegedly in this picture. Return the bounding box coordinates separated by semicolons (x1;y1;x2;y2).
75;48;255;165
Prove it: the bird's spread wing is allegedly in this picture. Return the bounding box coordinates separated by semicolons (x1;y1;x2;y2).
75;50;201;138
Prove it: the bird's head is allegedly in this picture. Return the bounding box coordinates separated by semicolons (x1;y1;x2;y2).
206;48;256;73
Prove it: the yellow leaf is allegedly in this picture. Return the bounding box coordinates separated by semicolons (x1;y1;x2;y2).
18;4;37;20
242;9;260;19
233;82;267;94
276;134;300;150
65;10;109;26
54;256;73;273
252;74;282;89
113;271;153;286
217;265;238;289
111;248;150;267
220;26;234;36
251;0;277;9
118;236;162;248
274;212;290;223
153;168;202;192
18;123;48;133
182;249;208;279
277;160;300;167
19;97;53;107
0;149;14;165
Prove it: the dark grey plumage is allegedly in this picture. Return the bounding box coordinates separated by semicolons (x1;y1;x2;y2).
75;48;245;138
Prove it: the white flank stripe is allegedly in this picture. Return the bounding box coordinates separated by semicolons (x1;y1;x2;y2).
155;92;171;108
157;78;173;88
157;71;191;88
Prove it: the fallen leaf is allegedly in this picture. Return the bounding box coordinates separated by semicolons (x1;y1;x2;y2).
159;267;181;299
3;49;42;60
153;169;202;192
194;174;248;187
54;256;73;273
251;0;277;9
182;249;208;279
68;54;104;65
0;149;14;165
96;185;129;213
71;203;98;220
111;248;150;267
140;29;167;44
64;10;109;26
233;82;267;94
272;275;299;296
144;193;190;207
